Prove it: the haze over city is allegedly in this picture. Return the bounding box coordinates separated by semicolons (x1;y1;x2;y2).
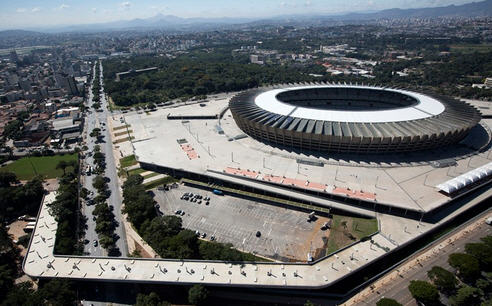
0;0;482;29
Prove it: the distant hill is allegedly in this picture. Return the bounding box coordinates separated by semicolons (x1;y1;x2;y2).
0;29;45;39
339;0;492;20
2;0;491;33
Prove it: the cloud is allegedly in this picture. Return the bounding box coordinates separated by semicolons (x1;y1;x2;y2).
120;1;131;9
59;4;70;10
92;8;97;13
305;0;312;6
31;7;41;13
16;8;27;13
280;1;287;7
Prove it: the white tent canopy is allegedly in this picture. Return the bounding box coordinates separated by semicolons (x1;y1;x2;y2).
436;162;492;194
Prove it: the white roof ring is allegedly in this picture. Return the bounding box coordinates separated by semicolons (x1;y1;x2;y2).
254;85;445;123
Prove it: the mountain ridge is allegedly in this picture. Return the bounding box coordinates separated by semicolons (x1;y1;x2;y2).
1;0;491;34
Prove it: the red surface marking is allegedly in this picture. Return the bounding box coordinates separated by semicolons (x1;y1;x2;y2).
333;187;376;200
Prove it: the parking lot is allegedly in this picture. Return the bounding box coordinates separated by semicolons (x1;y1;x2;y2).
153;184;331;262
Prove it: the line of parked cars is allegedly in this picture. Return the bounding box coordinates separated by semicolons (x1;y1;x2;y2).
180;192;210;205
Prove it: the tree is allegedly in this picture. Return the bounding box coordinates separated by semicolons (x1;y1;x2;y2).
38;279;77;306
123;174;144;189
465;238;492;271
2;281;41;306
408;280;440;305
136;292;169;306
80;187;89;199
0;172;17;188
56;160;68;175
90;128;101;138
188;285;209;306
0;264;14;301
448;253;481;283
92;175;107;192
142;216;182;242
376;298;402;306
450;285;481;306
2;120;23;140
427;266;458;294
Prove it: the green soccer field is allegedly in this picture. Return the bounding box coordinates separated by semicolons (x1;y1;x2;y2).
0;154;78;180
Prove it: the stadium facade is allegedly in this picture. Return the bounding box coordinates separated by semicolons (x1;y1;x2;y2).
229;85;481;153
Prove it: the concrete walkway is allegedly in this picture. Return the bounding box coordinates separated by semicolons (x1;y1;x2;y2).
143;174;166;185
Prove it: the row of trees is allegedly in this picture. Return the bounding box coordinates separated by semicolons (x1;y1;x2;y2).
92;174;119;255
406;235;492;306
122;174;263;261
47;168;83;255
92;61;102;109
92;144;106;174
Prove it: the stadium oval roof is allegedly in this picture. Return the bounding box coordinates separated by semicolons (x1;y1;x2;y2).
229;84;482;153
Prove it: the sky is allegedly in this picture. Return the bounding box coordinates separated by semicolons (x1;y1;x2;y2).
0;0;480;30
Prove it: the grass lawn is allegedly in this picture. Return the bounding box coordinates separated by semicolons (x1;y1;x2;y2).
144;176;178;190
119;155;138;168
127;168;144;176
326;215;378;254
142;172;159;179
0;154;78;180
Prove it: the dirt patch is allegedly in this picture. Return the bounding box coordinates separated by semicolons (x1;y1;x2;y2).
8;220;29;256
134;242;154;258
297;216;331;261
114;130;133;137
43;178;59;192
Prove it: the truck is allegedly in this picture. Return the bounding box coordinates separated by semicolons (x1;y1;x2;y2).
212;189;223;195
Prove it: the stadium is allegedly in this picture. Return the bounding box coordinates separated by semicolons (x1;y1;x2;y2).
229;85;482;153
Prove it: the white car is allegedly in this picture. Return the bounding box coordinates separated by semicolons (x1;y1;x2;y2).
486;217;492;225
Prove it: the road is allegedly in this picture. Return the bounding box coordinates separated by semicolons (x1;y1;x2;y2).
347;212;492;306
81;63;104;256
81;62;128;257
